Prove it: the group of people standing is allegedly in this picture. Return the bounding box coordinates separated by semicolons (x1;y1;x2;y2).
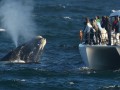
80;15;120;45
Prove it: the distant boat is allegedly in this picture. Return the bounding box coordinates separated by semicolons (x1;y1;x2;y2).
79;10;120;70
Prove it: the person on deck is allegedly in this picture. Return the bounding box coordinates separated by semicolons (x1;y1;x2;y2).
101;16;106;28
105;16;112;45
112;16;119;45
115;16;120;45
84;17;95;45
95;16;101;44
91;18;99;44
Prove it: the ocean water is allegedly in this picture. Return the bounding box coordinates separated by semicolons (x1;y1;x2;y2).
0;0;120;90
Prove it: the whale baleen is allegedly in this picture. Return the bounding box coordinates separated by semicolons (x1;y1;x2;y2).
0;36;46;63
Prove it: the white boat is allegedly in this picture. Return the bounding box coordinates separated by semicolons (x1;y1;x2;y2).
79;10;120;70
79;44;120;70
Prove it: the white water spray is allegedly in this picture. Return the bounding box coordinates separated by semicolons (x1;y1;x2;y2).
0;0;36;47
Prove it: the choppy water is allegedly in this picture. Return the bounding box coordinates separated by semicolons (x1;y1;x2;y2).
0;0;120;90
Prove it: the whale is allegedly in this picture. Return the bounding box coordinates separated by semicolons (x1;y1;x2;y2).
0;36;46;63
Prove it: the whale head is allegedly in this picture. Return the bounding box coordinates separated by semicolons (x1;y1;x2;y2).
0;36;46;63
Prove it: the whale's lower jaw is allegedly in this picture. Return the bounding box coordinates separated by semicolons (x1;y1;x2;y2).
10;60;25;63
0;60;40;64
0;60;25;64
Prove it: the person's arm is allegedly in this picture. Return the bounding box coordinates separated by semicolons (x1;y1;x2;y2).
80;30;83;41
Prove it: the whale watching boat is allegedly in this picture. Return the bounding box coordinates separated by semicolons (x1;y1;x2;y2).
79;10;120;70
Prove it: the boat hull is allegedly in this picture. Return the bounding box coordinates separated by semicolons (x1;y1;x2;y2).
79;44;120;70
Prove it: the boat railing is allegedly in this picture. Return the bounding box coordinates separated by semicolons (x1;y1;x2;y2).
80;31;120;45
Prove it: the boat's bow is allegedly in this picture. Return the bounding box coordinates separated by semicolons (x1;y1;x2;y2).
79;44;120;70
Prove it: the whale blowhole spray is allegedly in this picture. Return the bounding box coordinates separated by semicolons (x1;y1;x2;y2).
0;0;36;47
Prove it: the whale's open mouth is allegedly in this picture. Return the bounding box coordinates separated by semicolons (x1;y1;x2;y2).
36;36;46;50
